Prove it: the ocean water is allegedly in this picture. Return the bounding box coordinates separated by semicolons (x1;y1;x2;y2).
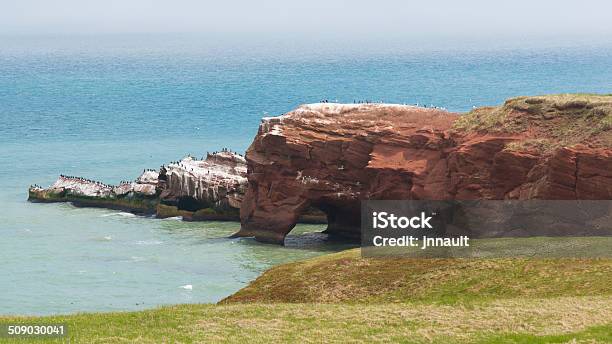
1;35;611;315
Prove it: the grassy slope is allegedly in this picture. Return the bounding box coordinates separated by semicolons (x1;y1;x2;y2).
223;248;612;304
2;249;611;343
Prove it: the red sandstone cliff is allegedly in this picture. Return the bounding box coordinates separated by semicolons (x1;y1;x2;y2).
236;95;612;244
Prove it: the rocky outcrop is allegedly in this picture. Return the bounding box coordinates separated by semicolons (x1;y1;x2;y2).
28;171;160;214
156;151;248;220
28;151;249;220
236;95;612;244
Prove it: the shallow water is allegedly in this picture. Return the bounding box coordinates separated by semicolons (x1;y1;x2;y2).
2;202;348;315
1;35;611;315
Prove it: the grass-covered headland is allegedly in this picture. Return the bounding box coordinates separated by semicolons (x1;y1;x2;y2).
1;248;611;343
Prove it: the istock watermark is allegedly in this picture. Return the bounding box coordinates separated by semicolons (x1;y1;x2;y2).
372;211;434;229
361;200;612;258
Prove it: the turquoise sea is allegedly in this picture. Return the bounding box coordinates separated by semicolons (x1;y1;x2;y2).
1;35;611;315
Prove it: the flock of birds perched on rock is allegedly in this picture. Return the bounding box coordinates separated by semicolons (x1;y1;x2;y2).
34;149;245;190
207;148;240;157
57;175;113;188
317;98;447;110
167;149;243;166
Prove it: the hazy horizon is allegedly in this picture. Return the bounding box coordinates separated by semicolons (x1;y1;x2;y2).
3;0;612;41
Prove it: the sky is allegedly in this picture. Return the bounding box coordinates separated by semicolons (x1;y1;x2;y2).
2;0;612;41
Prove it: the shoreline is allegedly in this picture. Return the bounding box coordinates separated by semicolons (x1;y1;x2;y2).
4;236;611;317
2;248;610;343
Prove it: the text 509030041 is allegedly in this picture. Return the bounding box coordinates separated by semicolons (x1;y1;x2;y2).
0;324;67;338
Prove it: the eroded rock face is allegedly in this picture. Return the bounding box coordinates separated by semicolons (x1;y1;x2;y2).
157;151;248;218
237;97;612;244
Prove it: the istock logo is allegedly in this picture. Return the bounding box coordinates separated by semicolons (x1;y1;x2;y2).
372;211;434;229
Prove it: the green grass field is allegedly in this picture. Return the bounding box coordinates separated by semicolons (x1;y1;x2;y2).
1;298;611;343
225;248;612;304
2;248;611;343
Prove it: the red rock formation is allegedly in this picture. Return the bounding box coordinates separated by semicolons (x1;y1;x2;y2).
236;96;612;244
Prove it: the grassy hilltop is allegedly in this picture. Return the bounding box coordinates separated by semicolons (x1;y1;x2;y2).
453;93;612;149
2;248;611;343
